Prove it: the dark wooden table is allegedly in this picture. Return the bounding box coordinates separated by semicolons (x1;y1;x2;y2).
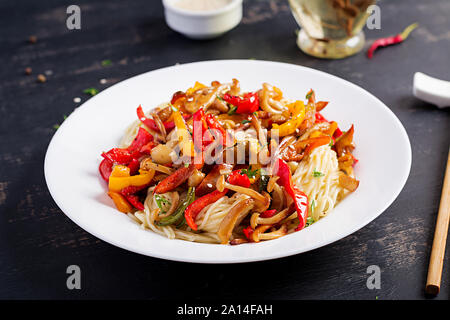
1;0;449;300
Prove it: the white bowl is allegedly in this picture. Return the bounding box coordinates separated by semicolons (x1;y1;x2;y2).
162;0;243;39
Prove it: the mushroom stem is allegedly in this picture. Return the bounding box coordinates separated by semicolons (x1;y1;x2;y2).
216;175;266;203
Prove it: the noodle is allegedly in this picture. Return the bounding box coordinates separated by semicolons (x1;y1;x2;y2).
292;145;345;222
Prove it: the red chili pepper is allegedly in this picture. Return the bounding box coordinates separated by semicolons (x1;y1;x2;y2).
227;170;251;188
260;209;277;218
243;226;254;241
274;159;309;231
184;189;228;231
222;92;259;114
99;159;113;182
205;114;228;146
367;22;418;59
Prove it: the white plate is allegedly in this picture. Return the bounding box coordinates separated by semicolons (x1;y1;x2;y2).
44;60;411;263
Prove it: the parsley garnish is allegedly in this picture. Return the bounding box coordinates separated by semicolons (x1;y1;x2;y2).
184;163;189;168
227;105;237;115
155;195;171;213
306;216;315;227
312;169;325;178
241;166;259;179
216;95;225;102
306;90;313;100
83;88;99;96
53;124;60;130
242;120;251;124
101;59;112;66
328;141;333;147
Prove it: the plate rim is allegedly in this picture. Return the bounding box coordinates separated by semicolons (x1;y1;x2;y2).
44;59;412;263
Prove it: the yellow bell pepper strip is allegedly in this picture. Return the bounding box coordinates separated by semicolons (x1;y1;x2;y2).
107;191;133;213
110;165;130;177
271;100;306;137
173;108;195;158
186;81;206;95
109;169;155;192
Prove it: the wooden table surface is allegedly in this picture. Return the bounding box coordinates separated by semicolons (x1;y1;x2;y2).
1;0;449;300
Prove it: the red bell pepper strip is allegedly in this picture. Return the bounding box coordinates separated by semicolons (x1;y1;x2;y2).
333;128;343;139
367;22;418;59
124;195;144;210
99;159;113;182
101;148;140;165
274;159;309;231
137;105;190;132
184;189;228;231
137;105;159;131
205;114;228;146
127;158;140;175
227;170;251;188
243;225;254;241
222;92;260;114
192;108;213;151
315;112;328;123
128;127;153;153
120;185;149;211
260;209;277;218
154;164;196;194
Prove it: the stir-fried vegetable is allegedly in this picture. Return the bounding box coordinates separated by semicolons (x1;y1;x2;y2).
156;187;195;226
98;79;359;245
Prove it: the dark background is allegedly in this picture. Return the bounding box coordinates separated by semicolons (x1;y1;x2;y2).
0;0;449;300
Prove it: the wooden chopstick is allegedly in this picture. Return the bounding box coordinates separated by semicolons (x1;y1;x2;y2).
426;149;450;295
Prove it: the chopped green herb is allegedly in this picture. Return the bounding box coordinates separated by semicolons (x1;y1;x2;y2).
53;124;60;130
306;90;313;100
241;166;260;179
253;111;258;116
83;88;99;96
227;105;237;115
306;216;315;227
328;141;333;147
312;169;325;178
63;114;68;120
101;59;112;66
241;120;251;124
184;163;189;168
216;95;225;102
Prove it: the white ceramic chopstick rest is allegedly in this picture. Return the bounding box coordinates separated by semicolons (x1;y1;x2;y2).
413;72;450;108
